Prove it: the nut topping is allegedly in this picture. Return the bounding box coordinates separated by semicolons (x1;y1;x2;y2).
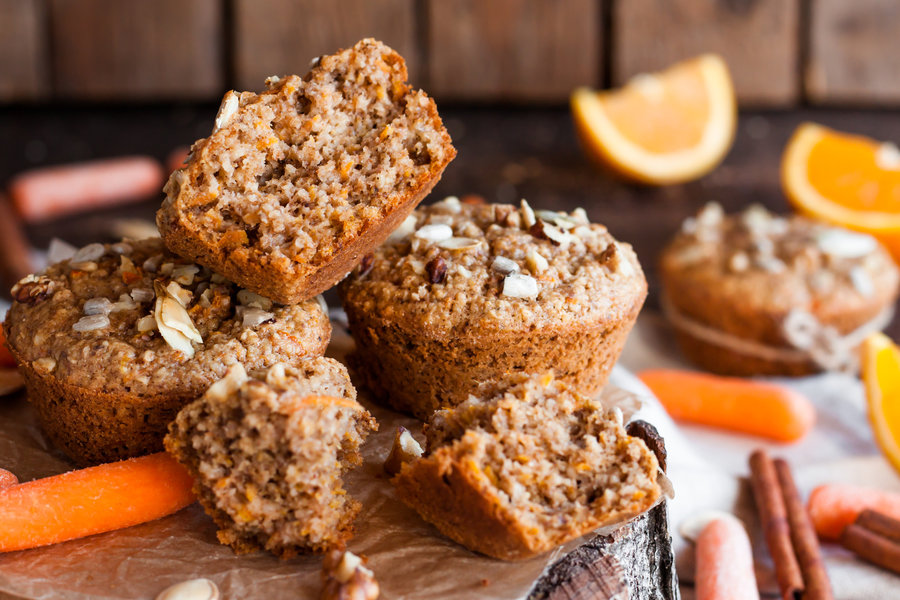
426;257;447;284
519;199;537;229
501;273;539;299
204;364;248;402
240;307;276;328
73;314;110;332
384;426;424;475
71;243;105;264
11;274;55;305
154;281;202;357
386;214;417;244
435;236;481;251
237;289;274;310
33;357;57;373
491;256;519;275
413;224;453;243
526;249;549;274
321;549;379;600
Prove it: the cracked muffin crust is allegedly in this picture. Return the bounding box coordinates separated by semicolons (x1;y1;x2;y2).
3;238;330;465
158;38;456;305
339;197;648;419
392;373;661;561
660;203;899;375
165;360;376;558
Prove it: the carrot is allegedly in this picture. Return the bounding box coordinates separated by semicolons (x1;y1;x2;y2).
695;517;760;600
638;369;815;442
808;484;900;540
0;328;16;368
166;146;191;174
0;468;18;489
9;156;165;223
0;452;195;552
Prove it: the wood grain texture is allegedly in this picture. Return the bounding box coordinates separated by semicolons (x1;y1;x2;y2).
807;0;900;104
50;0;222;100
427;0;601;102
613;0;799;106
233;0;417;92
0;0;48;101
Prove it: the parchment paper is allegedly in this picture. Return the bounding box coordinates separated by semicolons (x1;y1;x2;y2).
0;323;659;600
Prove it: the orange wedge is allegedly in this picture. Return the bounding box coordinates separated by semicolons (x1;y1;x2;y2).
861;332;900;476
571;54;736;185
783;123;900;261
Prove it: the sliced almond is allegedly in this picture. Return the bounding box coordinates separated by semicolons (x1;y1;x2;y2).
73;314;110;332
237;289;273;310
502;273;539;299
491;256;519;275
213;91;239;132
817;228;878;259
519;199;537;228
137;314;158;332
414;224;453;243
131;288;155;303
83;297;113;316
71;243;105;264
205;363;248;402
436;237;481;251
172;264;200;286
47;238;77;264
526;248;549;274
384;426;424;475
433;195;461;213
386;215;417;243
241;307;275;328
166;281;193;308
154;281;202;356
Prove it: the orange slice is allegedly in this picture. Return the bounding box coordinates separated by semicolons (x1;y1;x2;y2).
861;332;900;476
783;123;900;260
571;54;736;185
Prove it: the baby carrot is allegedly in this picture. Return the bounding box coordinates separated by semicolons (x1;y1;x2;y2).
0;453;195;552
808;484;900;540
0;468;18;488
638;369;815;442
696;517;760;600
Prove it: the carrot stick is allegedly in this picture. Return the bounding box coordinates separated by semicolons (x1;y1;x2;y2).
0;468;18;489
0;453;195;552
695;517;760;600
9;156;164;223
638;369;815;442
808;484;900;540
0;327;17;368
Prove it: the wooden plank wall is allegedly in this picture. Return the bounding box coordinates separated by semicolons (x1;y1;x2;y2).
1;0;899;106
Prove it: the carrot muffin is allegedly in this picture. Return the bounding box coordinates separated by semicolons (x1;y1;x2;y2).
392;373;661;561
158;38;456;305
339;197;647;420
660;203;899;375
165;360;376;558
3;238;330;465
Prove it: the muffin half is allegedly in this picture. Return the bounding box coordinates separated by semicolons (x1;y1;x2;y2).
3;238;330;465
165;360;376;558
392;373;661;560
158;38;456;304
339;197;647;420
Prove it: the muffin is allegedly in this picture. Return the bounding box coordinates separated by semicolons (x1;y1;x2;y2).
158;38;456;305
339;197;647;420
392;373;661;561
165;360;376;558
3;238;330;465
660;203;900;375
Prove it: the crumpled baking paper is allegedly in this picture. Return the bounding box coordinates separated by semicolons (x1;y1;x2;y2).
0;326;661;600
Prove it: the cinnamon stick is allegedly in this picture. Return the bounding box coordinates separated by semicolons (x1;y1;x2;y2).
855;509;900;544
774;459;833;600
841;523;900;575
0;193;33;294
749;450;803;600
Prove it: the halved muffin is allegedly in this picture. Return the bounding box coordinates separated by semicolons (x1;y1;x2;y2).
392;373;661;560
158;38;456;304
3;238;330;465
339;197;647;420
165;360;376;558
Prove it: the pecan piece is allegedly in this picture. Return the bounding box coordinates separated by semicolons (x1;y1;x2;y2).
10;275;55;305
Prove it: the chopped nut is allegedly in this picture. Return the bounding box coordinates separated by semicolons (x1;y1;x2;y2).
214;91;239;132
237;289;274;310
414;224;453;243
143;254;164;273
316;294;328;315
155;578;219;600
321;550;379;600
111;293;138;312
71;243;105;264
519;199;537;229
490;256;519;275
265;363;289;389
386;214;417;244
47;238;77;264
111;242;133;255
525;249;549;274
426;257;448;284
83;297;113;315
529;220;571;247
571;207;589;224
166;281;193;308
70;260;98;272
33;357;57;373
73;314;110;332
205;364;248;403
136;315;157;332
240;307;275;327
159;262;175;276
501;273;538;299
433;195;462;213
384;426;424;475
131;287;155;303
600;242;635;276
435;237;481;251
154;281;202;357
171;264;200;286
729;252;750;273
816;228;877;259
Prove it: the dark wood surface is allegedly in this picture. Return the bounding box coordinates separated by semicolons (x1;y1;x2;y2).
3;104;900;330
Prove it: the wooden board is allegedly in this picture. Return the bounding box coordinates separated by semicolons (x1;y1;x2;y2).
233;0;418;91
613;0;799;107
0;0;48;101
49;0;223;100
807;0;900;104
426;0;601;102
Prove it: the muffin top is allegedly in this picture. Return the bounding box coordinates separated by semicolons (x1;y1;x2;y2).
660;203;899;318
4;238;330;397
339;197;647;338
